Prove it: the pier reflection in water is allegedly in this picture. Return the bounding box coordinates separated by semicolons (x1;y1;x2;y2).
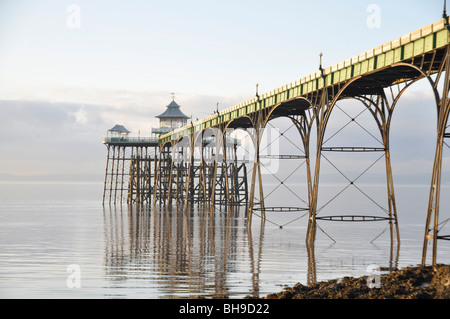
102;204;399;298
103;205;259;298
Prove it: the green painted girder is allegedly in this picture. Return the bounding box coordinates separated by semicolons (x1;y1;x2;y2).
159;18;450;144
103;137;159;146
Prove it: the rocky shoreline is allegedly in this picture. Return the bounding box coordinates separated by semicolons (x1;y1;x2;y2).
265;264;450;299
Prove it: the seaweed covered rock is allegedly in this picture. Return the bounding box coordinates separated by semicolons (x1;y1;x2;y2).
429;265;450;298
265;265;450;299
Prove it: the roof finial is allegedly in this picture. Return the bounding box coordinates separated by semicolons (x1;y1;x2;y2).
319;52;323;70
171;92;175;101
319;52;324;77
256;83;259;97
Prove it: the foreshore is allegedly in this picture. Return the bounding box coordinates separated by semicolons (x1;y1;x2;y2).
264;264;450;299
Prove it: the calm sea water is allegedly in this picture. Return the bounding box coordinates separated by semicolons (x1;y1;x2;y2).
1;181;449;299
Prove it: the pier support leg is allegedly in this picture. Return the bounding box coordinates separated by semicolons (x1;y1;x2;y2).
102;145;111;205
247;124;265;227
422;48;450;266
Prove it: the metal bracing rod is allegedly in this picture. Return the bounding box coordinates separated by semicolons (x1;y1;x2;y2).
171;145;182;207
262;121;304;156
159;146;166;205
136;149;141;204
144;147;151;204
221;131;232;214
338;104;383;145
152;144;164;206
320;152;388;211
108;145;117;205
159;148;164;205
113;146;121;204
209;135;237;212
256;158;265;218
180;146;188;206
182;153;189;206
246;117;261;227
200;150;208;207
190;138;201;207
142;148;146;203
258;157;309;207
148;147;153;204
153;146;157;203
241;163;249;212
134;153;139;204
166;143;176;209
120;146;126;203
204;148;214;209
209;136;220;216
183;134;195;211
192;147;204;207
323;103;383;147
127;152;133;204
102;144;111;205
142;148;146;204
163;146;171;205
168;143;175;207
138;148;142;204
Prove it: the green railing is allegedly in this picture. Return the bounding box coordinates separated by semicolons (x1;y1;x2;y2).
103;137;159;144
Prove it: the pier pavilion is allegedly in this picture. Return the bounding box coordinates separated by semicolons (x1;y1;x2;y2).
102;97;248;209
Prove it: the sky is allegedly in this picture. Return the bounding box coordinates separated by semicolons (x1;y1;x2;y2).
0;0;447;183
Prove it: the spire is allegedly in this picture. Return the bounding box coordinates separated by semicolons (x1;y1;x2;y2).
443;0;448;25
167;93;181;108
444;0;447;18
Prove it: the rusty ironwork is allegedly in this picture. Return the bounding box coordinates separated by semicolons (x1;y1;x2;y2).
103;17;450;267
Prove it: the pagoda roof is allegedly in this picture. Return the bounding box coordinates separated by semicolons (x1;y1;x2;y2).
156;100;190;119
108;124;130;133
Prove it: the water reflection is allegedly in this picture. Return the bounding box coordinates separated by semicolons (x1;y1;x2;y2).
102;205;400;298
103;205;262;297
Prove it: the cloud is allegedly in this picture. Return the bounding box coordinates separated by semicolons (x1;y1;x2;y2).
0;88;249;180
0;99;111;178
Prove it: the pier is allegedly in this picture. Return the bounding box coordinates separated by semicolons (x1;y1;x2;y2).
103;17;450;267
